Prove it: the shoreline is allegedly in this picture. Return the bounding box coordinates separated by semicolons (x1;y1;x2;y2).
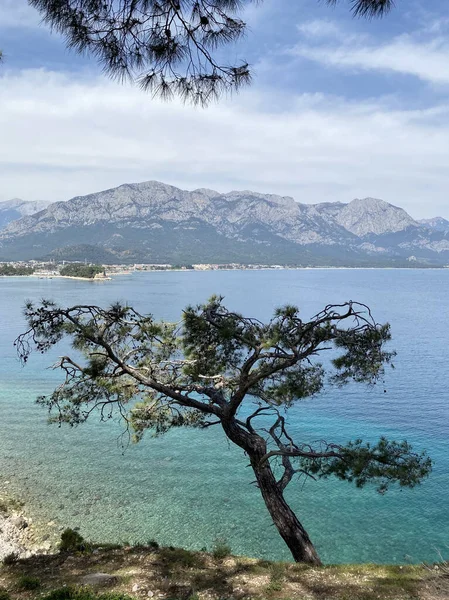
0;510;32;560
0;491;56;561
30;274;112;281
1;266;448;282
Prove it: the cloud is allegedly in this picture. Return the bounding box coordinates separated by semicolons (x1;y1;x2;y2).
293;24;449;85
296;19;346;40
0;0;41;29
1;68;449;219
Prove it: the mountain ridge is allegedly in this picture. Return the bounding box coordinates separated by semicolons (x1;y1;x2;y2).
1;181;448;266
418;217;449;233
0;198;50;230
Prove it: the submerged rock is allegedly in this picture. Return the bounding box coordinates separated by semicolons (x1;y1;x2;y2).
80;573;118;587
11;516;28;530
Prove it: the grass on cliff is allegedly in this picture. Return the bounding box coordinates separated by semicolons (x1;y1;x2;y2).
1;541;448;600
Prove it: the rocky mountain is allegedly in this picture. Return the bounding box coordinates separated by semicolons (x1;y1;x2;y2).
418;217;449;233
0;181;448;266
332;197;418;237
0;198;49;230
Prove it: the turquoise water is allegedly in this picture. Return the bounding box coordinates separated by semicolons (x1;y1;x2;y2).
0;269;448;564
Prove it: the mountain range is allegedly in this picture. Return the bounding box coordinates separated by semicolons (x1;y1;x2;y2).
0;181;448;266
0;198;50;230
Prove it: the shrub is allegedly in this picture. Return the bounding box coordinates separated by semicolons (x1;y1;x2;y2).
59;528;90;553
146;539;159;550
159;547;203;568
0;587;10;600
42;588;81;600
17;576;41;591
2;552;19;566
42;589;134;600
265;580;283;593
98;595;134;600
270;561;286;582
212;538;231;560
264;561;287;594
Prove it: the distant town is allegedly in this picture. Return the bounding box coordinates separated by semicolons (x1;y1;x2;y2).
0;260;298;279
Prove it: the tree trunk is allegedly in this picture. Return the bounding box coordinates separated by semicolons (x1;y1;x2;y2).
249;450;322;565
221;417;322;565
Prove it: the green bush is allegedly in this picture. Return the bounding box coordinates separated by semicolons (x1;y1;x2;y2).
270;561;286;582
59;528;90;553
97;595;134;600
0;587;10;600
159;547;203;568
2;552;19;566
212;537;231;560
265;580;283;593
42;588;133;600
264;561;287;594
17;576;41;591
41;588;78;600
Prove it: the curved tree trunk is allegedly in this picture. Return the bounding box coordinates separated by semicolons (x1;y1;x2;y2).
249;450;322;565
221;417;322;565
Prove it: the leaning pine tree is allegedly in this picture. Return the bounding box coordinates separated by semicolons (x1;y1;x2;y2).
16;297;431;564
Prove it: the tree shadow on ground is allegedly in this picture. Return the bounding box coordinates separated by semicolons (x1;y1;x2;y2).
2;548;448;600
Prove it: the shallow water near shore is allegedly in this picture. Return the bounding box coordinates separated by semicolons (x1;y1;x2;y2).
0;269;448;564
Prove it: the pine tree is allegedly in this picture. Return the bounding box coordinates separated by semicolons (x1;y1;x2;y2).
16;296;431;564
27;0;395;104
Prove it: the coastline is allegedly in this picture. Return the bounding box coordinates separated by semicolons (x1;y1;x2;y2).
30;275;111;281
0;492;56;561
0;510;32;560
1;266;448;282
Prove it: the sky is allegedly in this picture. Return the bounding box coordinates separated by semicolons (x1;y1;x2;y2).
0;0;449;219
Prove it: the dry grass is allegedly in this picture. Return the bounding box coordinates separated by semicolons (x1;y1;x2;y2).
0;545;448;600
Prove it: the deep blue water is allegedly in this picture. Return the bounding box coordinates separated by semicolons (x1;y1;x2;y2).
0;269;448;564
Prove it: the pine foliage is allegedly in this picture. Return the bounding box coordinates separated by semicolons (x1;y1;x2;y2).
27;0;395;103
15;296;431;561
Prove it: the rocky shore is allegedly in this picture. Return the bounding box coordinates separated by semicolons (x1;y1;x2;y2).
0;510;33;560
0;497;55;561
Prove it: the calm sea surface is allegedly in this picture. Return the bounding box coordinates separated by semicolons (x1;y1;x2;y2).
0;269;448;564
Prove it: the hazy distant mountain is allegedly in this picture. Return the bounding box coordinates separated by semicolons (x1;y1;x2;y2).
0;181;448;266
0;198;49;230
418;217;449;233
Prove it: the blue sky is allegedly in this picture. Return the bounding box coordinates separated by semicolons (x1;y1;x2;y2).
1;0;449;218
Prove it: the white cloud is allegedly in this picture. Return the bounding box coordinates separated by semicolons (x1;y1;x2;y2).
297;19;338;38
0;0;41;29
293;30;449;85
297;19;345;40
421;17;449;35
1;68;449;219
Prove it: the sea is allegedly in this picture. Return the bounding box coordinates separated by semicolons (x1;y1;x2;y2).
0;268;448;564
